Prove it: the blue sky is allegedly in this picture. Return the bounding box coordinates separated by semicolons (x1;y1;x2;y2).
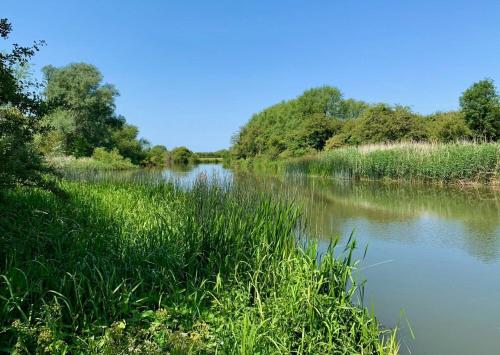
3;0;500;151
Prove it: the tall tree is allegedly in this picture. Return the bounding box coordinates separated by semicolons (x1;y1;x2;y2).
42;63;120;156
459;79;500;140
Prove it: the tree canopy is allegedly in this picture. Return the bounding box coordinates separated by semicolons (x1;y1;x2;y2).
459;79;500;141
42;63;121;156
170;146;195;164
231;81;498;160
0;18;55;191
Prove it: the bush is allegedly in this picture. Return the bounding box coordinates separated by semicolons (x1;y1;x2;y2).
429;111;471;142
169;146;195;164
142;145;169;167
91;147;136;169
0;19;55;192
0;108;56;190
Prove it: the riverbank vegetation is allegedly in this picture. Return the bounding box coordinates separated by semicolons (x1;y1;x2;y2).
195;149;229;163
0;179;397;353
287;142;499;184
231;81;500;183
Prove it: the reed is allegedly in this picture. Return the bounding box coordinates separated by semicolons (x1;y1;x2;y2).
46;154;137;171
0;178;396;353
284;142;500;184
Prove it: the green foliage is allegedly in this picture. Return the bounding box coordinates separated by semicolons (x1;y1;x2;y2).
39;63;152;165
0;19;56;191
170;146;195;164
459;79;500;140
428;111;471;142
232;86;365;159
42;63;120;156
290;113;342;152
232;80;500;165
109;121;148;164
0;179;397;353
142;145;169;167
344;104;429;144
0;108;55;189
91;147;136;169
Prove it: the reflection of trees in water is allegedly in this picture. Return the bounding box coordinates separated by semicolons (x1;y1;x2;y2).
240;174;500;262
166;163;195;174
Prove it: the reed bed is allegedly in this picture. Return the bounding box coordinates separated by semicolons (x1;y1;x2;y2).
0;178;396;353
46;155;137;171
285;142;500;184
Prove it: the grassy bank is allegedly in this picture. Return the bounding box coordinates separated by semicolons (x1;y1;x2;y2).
235;142;500;185
0;179;396;353
47;154;137;172
195;157;224;164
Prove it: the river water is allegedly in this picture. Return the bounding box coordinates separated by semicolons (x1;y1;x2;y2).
71;163;500;354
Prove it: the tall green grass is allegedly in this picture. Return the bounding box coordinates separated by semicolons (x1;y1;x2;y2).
0;179;397;353
46;151;137;172
284;142;500;184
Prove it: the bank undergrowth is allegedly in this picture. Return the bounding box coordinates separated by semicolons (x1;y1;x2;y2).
235;142;500;185
46;151;137;172
0;178;397;354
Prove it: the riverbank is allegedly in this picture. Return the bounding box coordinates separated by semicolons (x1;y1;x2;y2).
0;179;397;353
233;142;500;185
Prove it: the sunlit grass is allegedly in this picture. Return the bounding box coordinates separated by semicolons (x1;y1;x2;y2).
0;178;396;353
285;142;500;184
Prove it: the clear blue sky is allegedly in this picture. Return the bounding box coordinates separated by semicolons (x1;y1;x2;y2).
3;0;500;151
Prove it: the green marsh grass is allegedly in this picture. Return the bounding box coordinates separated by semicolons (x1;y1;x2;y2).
46;154;137;172
284;142;500;184
0;177;397;353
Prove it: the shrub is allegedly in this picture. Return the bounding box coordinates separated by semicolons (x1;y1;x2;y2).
142;145;169;167
428;111;472;142
91;147;136;169
0;108;56;190
170;146;195;164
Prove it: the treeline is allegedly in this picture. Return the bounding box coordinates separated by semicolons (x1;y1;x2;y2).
232;83;500;159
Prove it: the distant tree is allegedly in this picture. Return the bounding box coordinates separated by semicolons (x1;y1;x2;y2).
143;145;169;166
459;79;500;140
170;146;194;164
42;63;121;156
91;147;135;169
0;19;56;191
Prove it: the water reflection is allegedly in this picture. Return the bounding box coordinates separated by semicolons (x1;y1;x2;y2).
256;175;500;263
238;172;500;354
